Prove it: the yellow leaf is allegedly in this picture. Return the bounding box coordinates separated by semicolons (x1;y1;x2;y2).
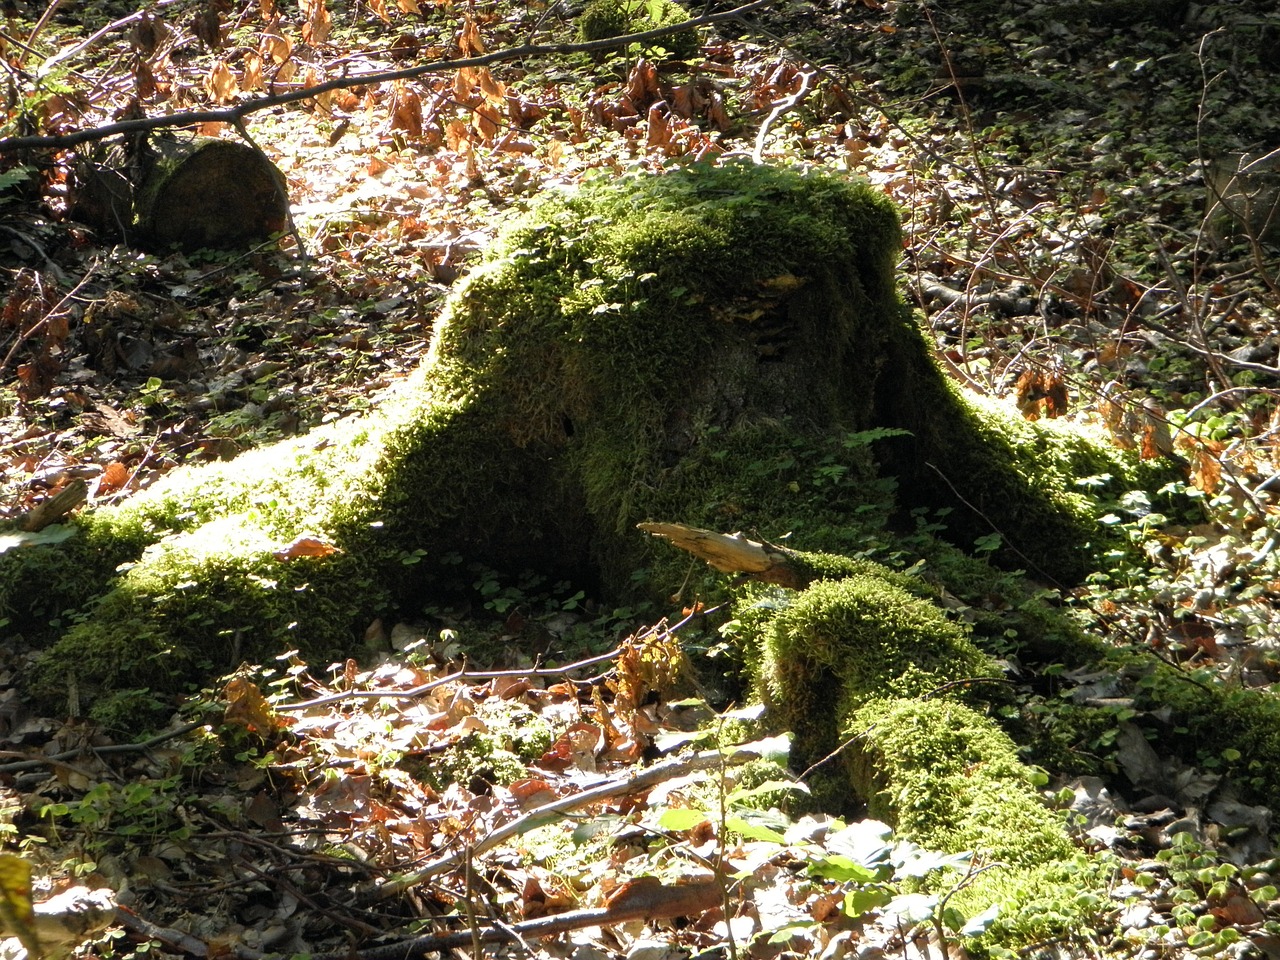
0;854;40;960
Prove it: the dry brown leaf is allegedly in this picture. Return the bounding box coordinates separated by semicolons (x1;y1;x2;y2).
130;13;169;55
241;51;263;91
368;0;389;21
261;20;292;64
134;60;157;99
300;0;332;45
510;778;557;809
206;61;238;102
1212;894;1265;926
223;677;280;734
459;17;484;55
473;101;501;142
477;68;506;105
444;118;471;150
1190;444;1223;493
192;7;221;49
389;82;423;135
93;462;130;497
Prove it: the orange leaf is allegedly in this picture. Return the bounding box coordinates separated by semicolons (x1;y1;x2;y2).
476;67;505;105
242;51;263;91
94;461;130;496
299;0;331;44
272;536;342;561
206;60;239;102
459;18;484;55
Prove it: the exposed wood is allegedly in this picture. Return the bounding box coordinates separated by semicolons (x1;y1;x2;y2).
0;886;117;960
638;521;810;588
17;480;86;533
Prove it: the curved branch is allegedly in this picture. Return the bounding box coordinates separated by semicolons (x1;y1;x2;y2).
0;0;774;155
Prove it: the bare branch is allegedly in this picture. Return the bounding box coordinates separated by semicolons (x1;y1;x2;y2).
0;0;774;155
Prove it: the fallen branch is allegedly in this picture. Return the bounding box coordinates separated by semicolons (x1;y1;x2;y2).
365;742;765;899
115;877;722;960
0;0;774;155
13;479;86;533
0;886;117;960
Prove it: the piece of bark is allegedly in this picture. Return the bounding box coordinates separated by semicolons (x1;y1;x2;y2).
0;886;116;960
16;480;87;533
637;521;811;589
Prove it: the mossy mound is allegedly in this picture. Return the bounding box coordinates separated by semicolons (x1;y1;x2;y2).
11;161;1132;718
578;0;699;58
13;159;1280;952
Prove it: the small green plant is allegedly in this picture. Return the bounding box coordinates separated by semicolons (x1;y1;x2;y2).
639;728;1003;953
577;0;698;58
37;777;190;854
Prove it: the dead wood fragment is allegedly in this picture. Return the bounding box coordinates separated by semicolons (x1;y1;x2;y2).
0;886;116;960
16;480;87;532
638;520;811;588
114;879;722;960
368;743;764;899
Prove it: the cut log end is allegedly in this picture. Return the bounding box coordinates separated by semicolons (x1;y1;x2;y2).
140;138;289;251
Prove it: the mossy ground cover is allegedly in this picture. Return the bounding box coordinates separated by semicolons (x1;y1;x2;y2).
9;161;1262;952
3;0;1280;955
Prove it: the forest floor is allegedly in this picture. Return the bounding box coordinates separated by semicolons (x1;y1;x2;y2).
2;0;1280;957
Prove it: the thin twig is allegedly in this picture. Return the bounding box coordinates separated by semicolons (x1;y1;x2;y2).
0;0;775;154
751;66;813;164
0;720;207;774
364;742;764;899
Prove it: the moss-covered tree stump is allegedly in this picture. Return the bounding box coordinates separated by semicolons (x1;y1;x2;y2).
9;161;1280;949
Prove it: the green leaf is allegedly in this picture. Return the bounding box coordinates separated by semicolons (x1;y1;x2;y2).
807;854;879;883
653;729;712;752
719;703;766;722
766;921;815;944
824;820;893;867
726;779;808;805
0;524;77;554
843;886;891;918
724;816;786;843
725;733;791;764
885;892;937;925
658;808;709;832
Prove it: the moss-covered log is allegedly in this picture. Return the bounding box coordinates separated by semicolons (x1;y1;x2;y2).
7;161;1280;949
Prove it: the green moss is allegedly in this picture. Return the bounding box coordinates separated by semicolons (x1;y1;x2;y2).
752;572;999;765
851;698;1070;864
1128;658;1280;806
473;699;556;762
401;733;529;793
849;697;1098;946
729;757;806;813
8;161;1170;804
578;0;699;58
